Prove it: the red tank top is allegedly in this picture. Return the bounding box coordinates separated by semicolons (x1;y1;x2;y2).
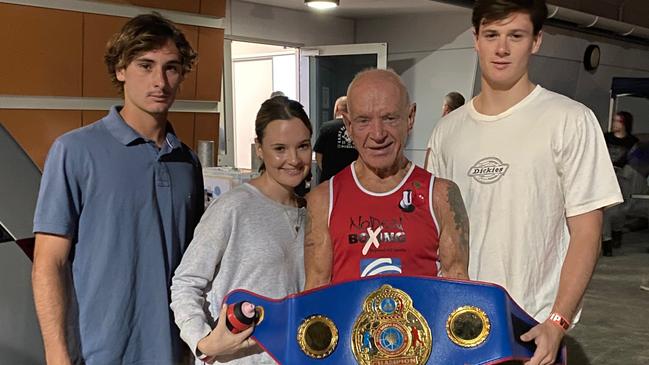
329;163;440;283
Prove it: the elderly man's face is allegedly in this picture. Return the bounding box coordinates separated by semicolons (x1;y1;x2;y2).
344;76;415;173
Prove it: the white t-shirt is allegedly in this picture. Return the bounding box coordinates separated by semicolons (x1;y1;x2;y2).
426;85;622;322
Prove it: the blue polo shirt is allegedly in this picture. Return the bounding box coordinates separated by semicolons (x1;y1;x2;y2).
34;106;204;365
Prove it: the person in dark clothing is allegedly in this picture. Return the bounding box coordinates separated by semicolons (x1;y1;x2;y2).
602;111;639;255
314;96;358;182
605;111;639;168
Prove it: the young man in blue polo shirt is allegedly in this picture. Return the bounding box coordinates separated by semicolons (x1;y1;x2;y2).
32;13;204;365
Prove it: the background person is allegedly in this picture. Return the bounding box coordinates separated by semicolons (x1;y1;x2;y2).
313;96;359;182
602;111;639;255
424;91;466;168
442;91;466;116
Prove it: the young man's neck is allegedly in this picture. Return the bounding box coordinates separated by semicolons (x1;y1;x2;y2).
119;105;168;147
474;75;536;116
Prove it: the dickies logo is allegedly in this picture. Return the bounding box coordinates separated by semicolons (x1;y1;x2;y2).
467;157;509;184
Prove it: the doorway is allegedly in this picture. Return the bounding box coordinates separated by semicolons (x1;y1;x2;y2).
221;41;386;170
230;41;298;169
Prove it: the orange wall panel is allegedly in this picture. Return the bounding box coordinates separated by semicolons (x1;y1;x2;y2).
169;112;196;150
96;0;201;13
82;110;109;126
0;110;82;170
196;28;224;100
0;4;82;96
94;0;225;16
201;0;227;17
176;25;199;100
195;113;219;150
83;14;128;97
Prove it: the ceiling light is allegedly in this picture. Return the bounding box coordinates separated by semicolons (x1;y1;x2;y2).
305;0;339;10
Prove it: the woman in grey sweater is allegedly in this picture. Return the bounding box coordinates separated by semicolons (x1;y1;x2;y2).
170;96;312;364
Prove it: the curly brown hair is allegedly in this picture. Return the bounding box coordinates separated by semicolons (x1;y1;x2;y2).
104;12;197;94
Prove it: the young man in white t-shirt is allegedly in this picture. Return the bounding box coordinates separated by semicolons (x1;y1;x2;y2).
426;1;622;364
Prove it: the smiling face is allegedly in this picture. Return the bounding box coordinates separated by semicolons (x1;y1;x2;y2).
116;40;183;118
256;117;312;190
344;71;415;175
475;12;542;91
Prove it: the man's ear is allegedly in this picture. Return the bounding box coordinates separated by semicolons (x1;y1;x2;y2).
532;30;543;54
407;103;417;132
342;111;352;133
116;68;126;82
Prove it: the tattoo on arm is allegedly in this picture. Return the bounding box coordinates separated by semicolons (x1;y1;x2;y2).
304;208;316;248
447;183;469;250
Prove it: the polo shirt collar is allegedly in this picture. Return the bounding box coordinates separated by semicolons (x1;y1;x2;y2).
102;106;182;149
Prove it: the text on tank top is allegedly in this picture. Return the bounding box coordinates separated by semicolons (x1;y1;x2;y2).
328;163;440;283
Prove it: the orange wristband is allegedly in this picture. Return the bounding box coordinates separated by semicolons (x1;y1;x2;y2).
548;312;570;331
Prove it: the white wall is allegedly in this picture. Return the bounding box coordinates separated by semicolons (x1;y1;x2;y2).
357;11;649;166
226;0;355;46
233;59;273;168
528;26;649;129
356;11;477;165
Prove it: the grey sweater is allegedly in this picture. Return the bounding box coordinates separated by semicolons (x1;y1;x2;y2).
170;183;305;364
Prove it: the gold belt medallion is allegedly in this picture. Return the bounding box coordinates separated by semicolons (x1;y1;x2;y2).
351;285;432;365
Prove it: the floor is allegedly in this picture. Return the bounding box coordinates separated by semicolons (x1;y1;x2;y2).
566;229;649;365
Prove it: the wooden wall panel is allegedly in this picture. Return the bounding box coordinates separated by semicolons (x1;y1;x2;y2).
0;111;82;170
196;28;224;100
82;111;109;126
200;0;227;17
195;113;220;160
175;25;199;100
96;0;201;13
0;4;82;96
169;112;196;150
95;0;224;16
83;14;129;97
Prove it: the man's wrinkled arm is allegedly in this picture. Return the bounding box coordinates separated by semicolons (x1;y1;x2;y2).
32;233;73;365
304;182;333;290
432;178;469;279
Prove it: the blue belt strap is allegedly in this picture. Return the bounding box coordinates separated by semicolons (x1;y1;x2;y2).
224;276;566;365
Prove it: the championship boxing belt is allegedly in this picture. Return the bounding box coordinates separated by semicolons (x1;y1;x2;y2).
224;276;567;365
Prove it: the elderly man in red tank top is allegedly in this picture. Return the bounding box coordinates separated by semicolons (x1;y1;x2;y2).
304;69;469;289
